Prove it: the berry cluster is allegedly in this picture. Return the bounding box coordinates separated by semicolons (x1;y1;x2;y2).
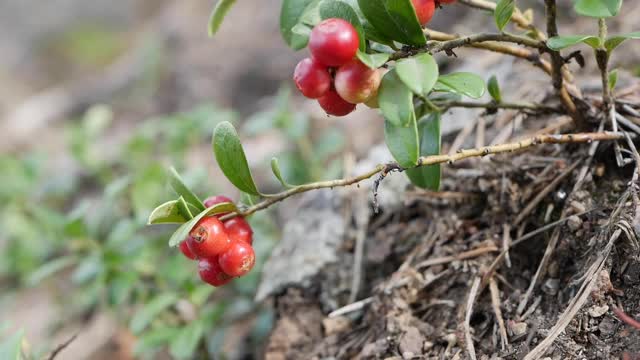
293;18;381;116
178;196;255;287
292;1;455;116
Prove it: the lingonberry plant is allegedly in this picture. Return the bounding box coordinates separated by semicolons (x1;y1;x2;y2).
151;0;638;286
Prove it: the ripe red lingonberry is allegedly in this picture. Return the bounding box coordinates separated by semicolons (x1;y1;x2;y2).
179;238;197;260
293;58;332;99
411;0;436;25
309;18;359;67
335;59;382;104
318;89;356;116
204;195;233;208
188;216;231;258
218;240;256;277
224;217;253;245
198;257;233;287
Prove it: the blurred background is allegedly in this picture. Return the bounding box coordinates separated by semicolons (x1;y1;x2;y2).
1;0;640;359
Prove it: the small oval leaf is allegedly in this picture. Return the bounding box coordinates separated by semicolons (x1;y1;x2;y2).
547;35;601;50
280;0;321;50
605;32;640;53
573;0;622;18
608;69;618;91
148;200;189;225
434;72;486;99
208;0;237;37
358;0;426;46
168;167;205;211
384;115;419;168
406;113;441;190
379;70;416;127
487;75;502;102
356;51;390;69
495;0;514;31
395;53;439;97
271;157;294;188
213;121;261;196
168;203;238;247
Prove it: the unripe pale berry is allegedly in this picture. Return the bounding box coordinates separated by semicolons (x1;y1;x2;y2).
335;59;382;104
309;18;359;67
179;238;197;260
188;216;231;258
293;58;331;99
224;217;253;245
198;257;233;287
317;89;356;116
218;240;256;277
411;0;436;26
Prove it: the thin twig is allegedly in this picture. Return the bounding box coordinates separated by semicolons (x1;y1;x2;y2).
47;334;78;360
416;245;499;268
489;277;509;350
221;132;626;219
436;100;562;113
465;277;482;360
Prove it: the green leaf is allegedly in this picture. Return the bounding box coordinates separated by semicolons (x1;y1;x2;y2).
495;0;514;31
379;69;416;127
406;113;441;190
434;72;486;99
168;167;205;211
27;256;76;286
170;321;205;359
357;0;426;46
130;293;179;334
213;121;261;196
168;202;237;247
356;51;390;69
573;0;622;18
0;329;24;360
271;158;294;188
384;115;419;168
208;0;237;37
608;69;618;91
133;327;178;357
605;32;640;53
319;0;366;51
148;198;197;225
395;53;439;97
487;75;502;102
280;0;321;50
547;35;601;50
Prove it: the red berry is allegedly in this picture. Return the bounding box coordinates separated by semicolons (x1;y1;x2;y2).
204;195;233;208
293;58;332;99
224;217;253;245
334;59;382;104
218;241;256;277
438;0;455;4
188;216;232;258
318;89;356;116
411;0;436;25
198;257;233;287
179;238;197;260
309;18;359;67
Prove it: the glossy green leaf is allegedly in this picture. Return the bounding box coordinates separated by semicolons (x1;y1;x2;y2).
384;115;419;168
208;0;237;37
280;0;320;50
356;51;390;69
130;293;178;334
495;0;514;31
547;35;601;50
379;70;416;127
0;329;24;360
213;121;261;196
605;32;640;52
148;198;195;225
357;0;426;46
406;113;441;190
320;0;366;51
170;321;205;359
395;53;439;96
608;69;618;91
434;72;486;99
487;75;502;102
168;202;237;247
271;157;294;188
573;0;622;18
168;167;205;211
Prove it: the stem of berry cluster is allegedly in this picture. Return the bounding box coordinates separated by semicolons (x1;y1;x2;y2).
224;132;626;219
